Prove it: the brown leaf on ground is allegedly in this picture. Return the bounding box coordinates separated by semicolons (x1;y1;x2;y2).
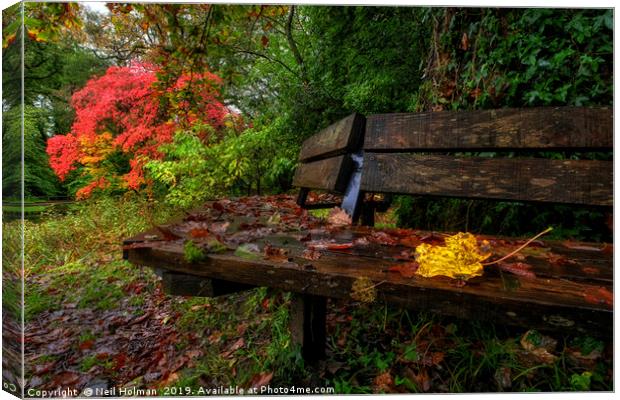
422;351;445;366
567;348;602;370
160;372;179;386
372;371;394;393
413;367;431;392
221;338;245;358
248;371;273;390
327;207;352;226
460;32;469;50
518;330;558;366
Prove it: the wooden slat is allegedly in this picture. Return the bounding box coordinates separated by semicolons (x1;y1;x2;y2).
299;113;365;162
125;243;611;336
161;272;254;297
361;154;612;206
292;155;354;192
365;107;612;151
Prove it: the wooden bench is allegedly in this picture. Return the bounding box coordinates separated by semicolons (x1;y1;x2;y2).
123;106;612;364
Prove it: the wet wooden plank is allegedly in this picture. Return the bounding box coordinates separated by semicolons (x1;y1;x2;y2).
124;217;613;286
361;154;612;206
299;113;365;162
259;233;613;284
292;155;354;192
365;107;612;151
161;272;254;297
125;241;612;336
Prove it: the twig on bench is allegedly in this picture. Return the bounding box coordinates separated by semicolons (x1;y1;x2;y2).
483;227;553;267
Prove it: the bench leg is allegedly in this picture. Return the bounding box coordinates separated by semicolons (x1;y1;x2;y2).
289;293;327;364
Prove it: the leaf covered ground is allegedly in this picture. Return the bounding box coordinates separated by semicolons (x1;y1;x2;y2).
5;195;613;395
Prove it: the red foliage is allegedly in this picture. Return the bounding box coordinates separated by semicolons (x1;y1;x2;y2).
47;62;230;196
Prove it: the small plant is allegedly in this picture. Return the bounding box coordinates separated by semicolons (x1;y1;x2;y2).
570;372;592;391
184;240;207;263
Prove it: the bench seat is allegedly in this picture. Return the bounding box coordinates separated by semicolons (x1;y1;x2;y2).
123;194;612;337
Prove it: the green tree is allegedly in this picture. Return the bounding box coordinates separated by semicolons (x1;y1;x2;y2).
2;105;61;198
2;8;108;199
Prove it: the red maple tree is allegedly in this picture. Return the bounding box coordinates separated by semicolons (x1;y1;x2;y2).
47;62;229;198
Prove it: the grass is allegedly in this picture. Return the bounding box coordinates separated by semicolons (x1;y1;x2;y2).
7;194;613;393
2;205;47;213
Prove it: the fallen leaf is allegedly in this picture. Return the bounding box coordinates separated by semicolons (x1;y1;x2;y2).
208;332;223;344
370;231;398;246
190;228;212;238
327;207;352;226
249;371;273;389
301;249;321;260
496;262;536;279
415;232;490;280
350;277;377;303
373;371;394;393
518;330;558;366
414;367;431;392
160;372;179;386
79;339;94;351
263;243;289;262
113;353;127;370
221;338;245;358
583;287;613;306
460;32;469;50
267;213;281;225
429;352;445;366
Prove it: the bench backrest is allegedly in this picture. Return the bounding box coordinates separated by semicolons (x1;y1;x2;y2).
294;107;613;212
292;113;365;193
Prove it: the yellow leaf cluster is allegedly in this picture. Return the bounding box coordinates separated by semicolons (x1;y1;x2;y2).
415;232;491;280
350;277;377;303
